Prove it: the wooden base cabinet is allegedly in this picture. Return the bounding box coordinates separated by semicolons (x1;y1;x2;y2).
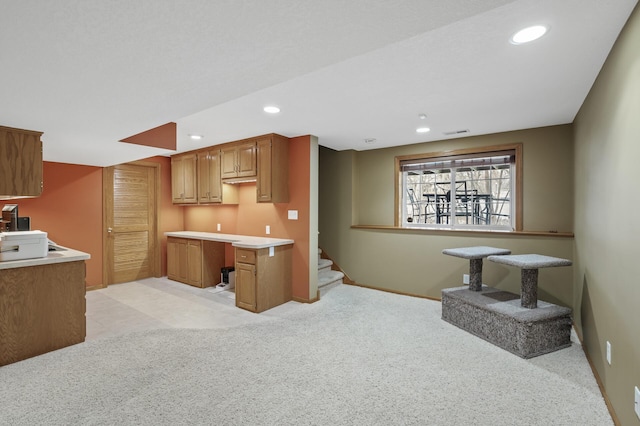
0;261;86;367
167;237;224;288
235;245;292;313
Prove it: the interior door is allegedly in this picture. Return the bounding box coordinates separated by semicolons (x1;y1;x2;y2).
103;162;160;285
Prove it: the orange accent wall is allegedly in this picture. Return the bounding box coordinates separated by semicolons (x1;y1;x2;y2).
15;156;183;288
152;156;185;277
183;135;312;300
16;162;103;286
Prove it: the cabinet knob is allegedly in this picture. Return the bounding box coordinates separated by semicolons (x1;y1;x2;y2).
107;227;112;233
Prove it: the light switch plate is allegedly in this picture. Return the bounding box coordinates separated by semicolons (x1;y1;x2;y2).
634;386;639;419
288;210;298;220
216;223;221;232
269;246;274;257
606;341;612;365
266;225;270;235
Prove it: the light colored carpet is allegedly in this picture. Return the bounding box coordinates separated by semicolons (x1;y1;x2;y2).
0;284;612;425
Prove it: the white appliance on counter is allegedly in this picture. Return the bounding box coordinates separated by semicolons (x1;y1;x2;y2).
0;230;48;262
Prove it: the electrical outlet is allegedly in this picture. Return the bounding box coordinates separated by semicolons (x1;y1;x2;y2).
216;223;221;232
266;225;270;235
463;274;469;284
606;341;611;365
634;386;640;419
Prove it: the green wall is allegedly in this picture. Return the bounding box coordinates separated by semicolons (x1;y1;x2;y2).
319;124;575;306
320;4;640;422
574;3;640;424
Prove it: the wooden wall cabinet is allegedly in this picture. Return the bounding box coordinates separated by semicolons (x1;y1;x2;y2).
197;149;238;205
171;153;197;204
235;245;292;313
0;125;43;198
197;150;222;203
171;133;287;205
167;237;224;288
221;141;257;180
256;135;289;203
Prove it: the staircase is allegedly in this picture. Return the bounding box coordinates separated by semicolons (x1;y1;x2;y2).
318;248;344;295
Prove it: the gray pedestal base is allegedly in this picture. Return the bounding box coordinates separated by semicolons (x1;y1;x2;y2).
441;286;572;358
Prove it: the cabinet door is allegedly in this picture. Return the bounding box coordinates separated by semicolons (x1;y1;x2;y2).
187;240;202;287
235;262;257;311
206;150;222;202
257;135;288;203
236;142;257;177
167;237;188;283
182;154;198;204
171;154;197;204
197;151;211;202
167;238;179;280
0;127;43;197
256;138;272;202
220;146;238;178
171;157;184;203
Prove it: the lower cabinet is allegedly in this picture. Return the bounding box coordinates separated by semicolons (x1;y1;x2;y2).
0;261;86;366
235;245;292;313
167;237;224;288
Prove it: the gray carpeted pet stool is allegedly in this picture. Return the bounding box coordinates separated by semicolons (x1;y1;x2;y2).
441;249;572;358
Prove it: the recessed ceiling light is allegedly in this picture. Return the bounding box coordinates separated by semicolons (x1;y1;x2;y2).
189;134;203;140
416;127;431;133
510;25;548;44
418;113;428;120
263;106;280;114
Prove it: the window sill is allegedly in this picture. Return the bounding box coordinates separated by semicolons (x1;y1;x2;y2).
351;225;574;238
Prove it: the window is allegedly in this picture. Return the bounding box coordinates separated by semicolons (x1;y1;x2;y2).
396;144;522;231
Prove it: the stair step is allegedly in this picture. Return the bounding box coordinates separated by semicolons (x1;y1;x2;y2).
318;258;333;273
318;269;344;288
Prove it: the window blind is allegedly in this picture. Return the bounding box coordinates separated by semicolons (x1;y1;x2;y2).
400;152;514;173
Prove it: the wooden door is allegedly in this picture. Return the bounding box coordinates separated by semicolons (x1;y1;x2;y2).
103;162;160;285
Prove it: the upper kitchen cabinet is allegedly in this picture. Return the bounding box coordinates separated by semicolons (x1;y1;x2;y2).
171;153;197;204
257;134;289;203
197;150;222;203
0;125;43;199
221;140;256;181
197;149;238;204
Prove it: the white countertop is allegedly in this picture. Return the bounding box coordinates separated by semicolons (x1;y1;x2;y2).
165;231;294;249
0;245;91;270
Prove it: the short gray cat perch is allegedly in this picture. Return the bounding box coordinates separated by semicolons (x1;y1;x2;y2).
441;247;572;358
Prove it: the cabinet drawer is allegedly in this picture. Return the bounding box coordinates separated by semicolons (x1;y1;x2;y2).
236;248;256;264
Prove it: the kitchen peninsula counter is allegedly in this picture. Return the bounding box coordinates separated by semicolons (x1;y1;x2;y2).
0;245;89;366
0;246;90;270
164;231;294;249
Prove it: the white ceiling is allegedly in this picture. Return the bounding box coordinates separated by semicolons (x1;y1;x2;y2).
1;0;637;167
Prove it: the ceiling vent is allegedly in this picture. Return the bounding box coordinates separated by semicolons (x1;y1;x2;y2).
443;129;470;136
